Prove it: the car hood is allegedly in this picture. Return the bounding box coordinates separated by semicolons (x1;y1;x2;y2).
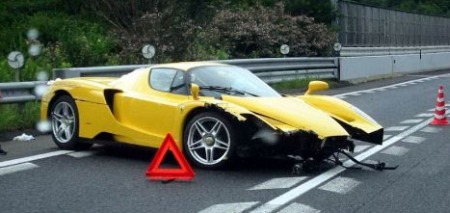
221;96;349;139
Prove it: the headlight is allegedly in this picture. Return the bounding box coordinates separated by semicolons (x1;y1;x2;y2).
349;105;378;124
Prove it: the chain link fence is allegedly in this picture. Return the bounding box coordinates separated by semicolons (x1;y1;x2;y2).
338;0;450;47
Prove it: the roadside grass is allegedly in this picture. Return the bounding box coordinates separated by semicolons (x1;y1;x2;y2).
270;77;341;92
0;102;40;133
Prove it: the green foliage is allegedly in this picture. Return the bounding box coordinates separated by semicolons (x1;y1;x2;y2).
203;3;336;58
0;102;40;132
353;0;450;17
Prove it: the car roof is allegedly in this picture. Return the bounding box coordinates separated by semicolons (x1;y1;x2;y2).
150;61;230;71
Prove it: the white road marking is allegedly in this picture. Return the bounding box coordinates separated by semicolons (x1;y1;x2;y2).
383;135;392;140
385;126;409;131
198;202;259;213
428;108;437;112
416;113;434;117
0;150;74;168
402;136;426;144
332;74;446;98
381;146;409;156
0;163;39;176
353;145;371;153
401;119;424;124
67;151;96;158
318;177;361;194
421;127;441;133
277;203;320;213
249;117;433;213
347;93;361;96
248;177;308;190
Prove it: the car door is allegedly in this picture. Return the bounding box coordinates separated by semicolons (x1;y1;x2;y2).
114;68;189;148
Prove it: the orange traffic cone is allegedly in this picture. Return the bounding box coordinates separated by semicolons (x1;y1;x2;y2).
431;85;449;125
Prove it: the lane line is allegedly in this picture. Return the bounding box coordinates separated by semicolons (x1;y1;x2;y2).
0;150;74;168
0;163;39;176
248;177;308;190
401;119;424;124
249;117;433;213
385;126;410;131
197;202;259;213
67;151;96;158
333;75;443;98
277;203;320;213
402;136;426;144
421;127;441;133
416;113;434;118
380;146;409;156
318;177;361;194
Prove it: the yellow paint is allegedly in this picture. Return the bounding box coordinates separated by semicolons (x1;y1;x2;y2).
41;62;382;150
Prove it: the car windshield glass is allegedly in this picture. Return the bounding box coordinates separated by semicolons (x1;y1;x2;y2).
189;66;281;97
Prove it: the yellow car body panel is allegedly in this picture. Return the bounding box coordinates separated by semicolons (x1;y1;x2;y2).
41;62;383;153
221;96;349;139
300;95;382;134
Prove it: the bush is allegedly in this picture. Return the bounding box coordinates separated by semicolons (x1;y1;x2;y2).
203;3;336;58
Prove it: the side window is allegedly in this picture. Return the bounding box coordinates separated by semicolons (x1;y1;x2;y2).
170;71;188;94
149;68;177;92
149;68;187;94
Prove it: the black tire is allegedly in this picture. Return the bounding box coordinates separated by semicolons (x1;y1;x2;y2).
183;112;237;169
50;95;92;150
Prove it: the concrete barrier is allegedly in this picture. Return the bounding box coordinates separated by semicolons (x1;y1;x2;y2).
339;52;450;81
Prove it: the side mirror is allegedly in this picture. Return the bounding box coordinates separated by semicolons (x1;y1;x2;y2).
305;81;329;95
191;83;200;100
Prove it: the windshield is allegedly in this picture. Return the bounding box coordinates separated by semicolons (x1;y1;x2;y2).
189;65;281;97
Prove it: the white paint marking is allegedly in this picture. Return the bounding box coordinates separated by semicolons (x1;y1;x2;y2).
401;119;424;124
421;127;441;133
248;177;308;190
383;135;392;140
67;151;96;158
402;136;426;144
249;118;433;213
353;145;371;153
390;86;399;89
198;202;259;213
381;146;409;156
0;163;39;176
0;150;74;168
347;93;361;96
385;126;409;131
428;108;436;112
416;113;434;118
277;203;320;213
332;75;444;98
318;177;361;194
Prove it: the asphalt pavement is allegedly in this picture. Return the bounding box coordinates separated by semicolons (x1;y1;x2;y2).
1;71;450;213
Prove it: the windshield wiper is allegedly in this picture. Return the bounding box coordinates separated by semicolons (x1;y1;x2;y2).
199;86;259;97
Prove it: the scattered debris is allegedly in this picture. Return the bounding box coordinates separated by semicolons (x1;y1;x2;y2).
13;133;35;141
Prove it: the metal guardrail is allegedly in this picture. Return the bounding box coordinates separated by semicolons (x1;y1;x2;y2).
1;57;338;104
0;81;46;104
340;46;450;57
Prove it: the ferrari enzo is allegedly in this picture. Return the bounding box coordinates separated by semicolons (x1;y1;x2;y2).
40;62;384;169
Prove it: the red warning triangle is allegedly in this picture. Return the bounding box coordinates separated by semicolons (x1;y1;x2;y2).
145;134;195;181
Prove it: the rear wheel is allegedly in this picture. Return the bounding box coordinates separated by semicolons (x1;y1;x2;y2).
50;95;92;150
183;112;237;169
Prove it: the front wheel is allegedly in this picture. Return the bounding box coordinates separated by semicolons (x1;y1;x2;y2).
50;95;92;150
183;112;237;169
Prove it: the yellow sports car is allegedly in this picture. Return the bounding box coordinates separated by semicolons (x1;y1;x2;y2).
40;62;383;169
